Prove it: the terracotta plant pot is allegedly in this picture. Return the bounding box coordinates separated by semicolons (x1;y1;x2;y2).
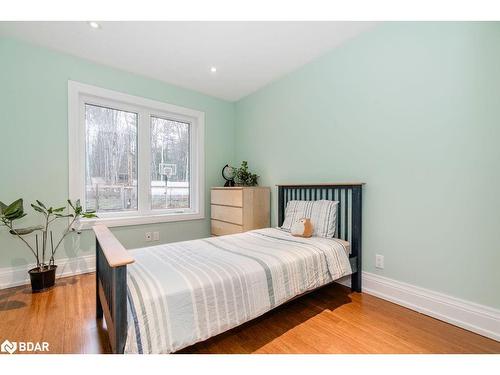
28;265;57;292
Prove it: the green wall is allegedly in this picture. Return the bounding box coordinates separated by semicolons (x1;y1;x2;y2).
234;22;500;309
0;37;235;268
2;23;499;310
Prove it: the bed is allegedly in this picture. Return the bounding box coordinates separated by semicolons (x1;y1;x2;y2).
94;183;363;354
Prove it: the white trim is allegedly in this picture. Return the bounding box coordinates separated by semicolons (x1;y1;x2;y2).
78;211;204;229
68;81;205;229
335;272;500;342
0;255;96;290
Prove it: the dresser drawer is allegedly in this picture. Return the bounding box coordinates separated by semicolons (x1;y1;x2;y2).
211;189;243;207
211;219;243;236
211;205;243;225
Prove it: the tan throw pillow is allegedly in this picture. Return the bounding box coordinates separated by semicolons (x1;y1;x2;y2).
290;218;314;238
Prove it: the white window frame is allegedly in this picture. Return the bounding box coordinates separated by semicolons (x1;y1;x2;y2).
68;81;205;229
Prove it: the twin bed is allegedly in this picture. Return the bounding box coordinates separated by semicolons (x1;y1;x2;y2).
94;184;363;354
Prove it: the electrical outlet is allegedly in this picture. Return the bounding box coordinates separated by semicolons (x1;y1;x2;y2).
375;254;384;269
153;231;159;241
145;232;152;241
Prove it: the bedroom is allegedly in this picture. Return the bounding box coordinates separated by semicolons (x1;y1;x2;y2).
0;0;499;372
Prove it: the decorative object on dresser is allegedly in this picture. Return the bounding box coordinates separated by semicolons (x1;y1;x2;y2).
221;164;236;187
234;160;259;186
211;186;270;236
0;198;96;292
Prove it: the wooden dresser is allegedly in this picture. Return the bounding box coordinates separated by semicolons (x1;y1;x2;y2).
211;187;270;236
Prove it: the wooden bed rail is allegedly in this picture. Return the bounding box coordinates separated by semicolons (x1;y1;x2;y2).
93;225;134;267
93;225;134;354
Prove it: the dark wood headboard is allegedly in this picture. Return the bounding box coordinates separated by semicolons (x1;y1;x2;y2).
277;183;364;292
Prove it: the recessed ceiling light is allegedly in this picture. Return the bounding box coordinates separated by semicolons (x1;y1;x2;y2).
88;21;100;29
210;67;217;73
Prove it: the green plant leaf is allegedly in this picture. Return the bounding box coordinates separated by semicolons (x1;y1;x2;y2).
55;213;73;218
36;200;46;209
5;212;27;221
82;212;98;219
53;207;65;213
4;199;23;216
2;199;26;221
0;201;7;215
9;225;44;236
31;204;45;213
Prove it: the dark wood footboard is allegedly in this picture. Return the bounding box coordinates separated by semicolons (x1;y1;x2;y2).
93;225;134;354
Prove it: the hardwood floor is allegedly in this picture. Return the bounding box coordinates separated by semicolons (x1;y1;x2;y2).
0;273;499;354
0;274;111;354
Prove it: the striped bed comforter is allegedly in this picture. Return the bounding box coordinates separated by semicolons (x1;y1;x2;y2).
124;228;352;354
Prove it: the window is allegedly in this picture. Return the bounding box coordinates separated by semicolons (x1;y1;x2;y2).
69;81;205;228
85;104;138;212
150;117;190;210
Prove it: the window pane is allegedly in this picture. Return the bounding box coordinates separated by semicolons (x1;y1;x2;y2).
151;117;190;209
85;104;138;212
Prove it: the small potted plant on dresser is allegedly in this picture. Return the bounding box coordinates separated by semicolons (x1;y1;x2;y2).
0;198;96;292
234;161;259;186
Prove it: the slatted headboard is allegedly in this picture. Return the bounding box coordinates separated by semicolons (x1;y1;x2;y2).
277;183;364;292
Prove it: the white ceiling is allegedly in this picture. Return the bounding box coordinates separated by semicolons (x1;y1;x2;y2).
0;21;377;101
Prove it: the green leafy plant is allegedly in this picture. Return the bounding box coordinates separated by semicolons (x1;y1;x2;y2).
0;198;97;270
234;161;259;186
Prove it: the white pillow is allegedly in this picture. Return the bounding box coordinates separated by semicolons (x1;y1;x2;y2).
281;200;338;238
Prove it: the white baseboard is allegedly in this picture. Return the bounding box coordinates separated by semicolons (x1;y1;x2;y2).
337;272;500;342
0;255;96;290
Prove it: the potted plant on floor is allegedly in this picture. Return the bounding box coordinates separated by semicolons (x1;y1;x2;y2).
0;198;97;292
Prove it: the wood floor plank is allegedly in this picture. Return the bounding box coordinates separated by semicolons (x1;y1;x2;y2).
0;272;498;354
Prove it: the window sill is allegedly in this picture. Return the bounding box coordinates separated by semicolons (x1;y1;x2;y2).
78;211;205;230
